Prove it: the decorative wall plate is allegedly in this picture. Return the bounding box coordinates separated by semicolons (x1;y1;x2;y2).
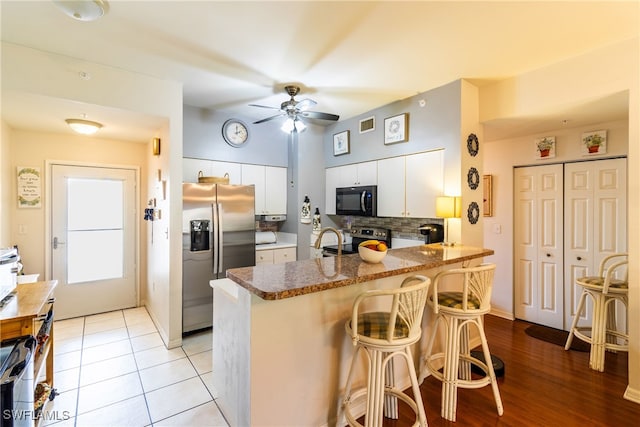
467;167;480;190
467;133;479;157
467;201;480;224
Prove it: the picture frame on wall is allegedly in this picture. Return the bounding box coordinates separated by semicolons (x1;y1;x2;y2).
384;113;409;144
534;136;556;160
581;130;607;156
333;130;350;156
483;174;493;217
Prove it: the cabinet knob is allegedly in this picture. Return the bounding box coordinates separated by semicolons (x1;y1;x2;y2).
577;256;582;261
546;253;551;257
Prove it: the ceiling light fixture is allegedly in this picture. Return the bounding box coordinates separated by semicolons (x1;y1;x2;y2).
65;118;103;135
53;0;108;22
280;117;306;134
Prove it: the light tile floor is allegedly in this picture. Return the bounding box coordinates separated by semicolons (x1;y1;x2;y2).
41;307;229;426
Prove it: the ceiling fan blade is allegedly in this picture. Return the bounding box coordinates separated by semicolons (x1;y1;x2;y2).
249;103;282;111
300;111;340;121
253;113;286;124
295;98;317;111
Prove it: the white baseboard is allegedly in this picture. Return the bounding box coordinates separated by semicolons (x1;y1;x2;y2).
624;385;640;404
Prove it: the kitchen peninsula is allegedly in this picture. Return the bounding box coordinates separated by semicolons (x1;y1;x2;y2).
211;244;493;427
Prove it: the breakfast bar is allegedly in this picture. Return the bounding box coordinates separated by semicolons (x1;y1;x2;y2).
211;244;493;427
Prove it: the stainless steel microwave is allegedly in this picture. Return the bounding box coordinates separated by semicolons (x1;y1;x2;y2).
336;185;377;217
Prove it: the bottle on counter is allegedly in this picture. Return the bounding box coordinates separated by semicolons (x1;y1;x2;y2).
312;207;321;231
301;195;311;224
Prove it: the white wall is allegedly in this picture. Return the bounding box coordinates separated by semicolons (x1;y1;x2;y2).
480;37;639;400
2;43;184;348
8;131;149;284
483;118;628;318
0;121;11;247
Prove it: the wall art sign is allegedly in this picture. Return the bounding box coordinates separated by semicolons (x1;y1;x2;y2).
535;136;556;159
17;166;41;208
581;130;607;156
333;130;350;156
384;113;409;144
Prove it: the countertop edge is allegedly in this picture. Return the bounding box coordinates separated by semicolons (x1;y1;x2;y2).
227;246;493;301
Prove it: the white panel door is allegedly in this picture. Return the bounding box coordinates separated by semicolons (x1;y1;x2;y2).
514;164;564;328
51;164;137;319
564;158;627;329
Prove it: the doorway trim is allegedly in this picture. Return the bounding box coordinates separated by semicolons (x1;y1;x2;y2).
44;160;141;308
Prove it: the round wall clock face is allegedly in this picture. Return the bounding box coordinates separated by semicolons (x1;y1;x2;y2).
222;119;249;147
467;133;479;157
467;201;480;224
467;167;480;190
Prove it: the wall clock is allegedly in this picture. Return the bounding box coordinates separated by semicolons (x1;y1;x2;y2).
467;201;480;224
222;119;249;147
467;133;479;157
467;167;480;190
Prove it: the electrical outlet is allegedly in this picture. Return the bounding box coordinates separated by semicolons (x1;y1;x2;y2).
493;224;502;234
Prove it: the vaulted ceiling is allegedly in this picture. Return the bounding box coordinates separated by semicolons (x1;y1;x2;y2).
1;1;637;142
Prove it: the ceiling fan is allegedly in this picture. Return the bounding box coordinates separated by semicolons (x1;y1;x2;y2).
250;85;339;132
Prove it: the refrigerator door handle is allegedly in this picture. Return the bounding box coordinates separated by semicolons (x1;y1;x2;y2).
212;203;220;275
217;202;224;275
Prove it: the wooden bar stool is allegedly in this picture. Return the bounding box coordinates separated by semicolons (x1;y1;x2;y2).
342;275;430;427
423;263;503;422
565;253;628;372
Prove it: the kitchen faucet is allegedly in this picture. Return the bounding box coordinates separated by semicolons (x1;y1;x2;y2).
314;227;343;256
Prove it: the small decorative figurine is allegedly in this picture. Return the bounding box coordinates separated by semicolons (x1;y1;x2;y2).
301;195;311;224
312;207;321;231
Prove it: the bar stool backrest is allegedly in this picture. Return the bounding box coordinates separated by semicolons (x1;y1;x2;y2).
430;263;496;315
349;275;430;347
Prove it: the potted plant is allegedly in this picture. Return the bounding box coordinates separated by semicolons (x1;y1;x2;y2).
583;133;603;153
536;137;554;157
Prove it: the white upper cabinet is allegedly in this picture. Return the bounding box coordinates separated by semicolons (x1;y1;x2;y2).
183;158;242;184
241;164;287;215
338;161;377;186
377;150;444;218
325;161;377;215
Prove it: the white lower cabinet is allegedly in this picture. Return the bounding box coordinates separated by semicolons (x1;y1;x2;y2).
255;247;297;265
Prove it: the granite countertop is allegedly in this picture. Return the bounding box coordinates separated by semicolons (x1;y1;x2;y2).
226;244;493;300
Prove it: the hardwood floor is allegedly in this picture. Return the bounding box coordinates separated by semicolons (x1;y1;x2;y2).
384;315;640;426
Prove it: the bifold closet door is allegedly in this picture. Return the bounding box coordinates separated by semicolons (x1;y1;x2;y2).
514;164;564;329
564;158;627;330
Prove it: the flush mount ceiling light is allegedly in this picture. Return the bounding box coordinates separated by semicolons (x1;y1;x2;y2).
65;118;103;135
53;0;108;22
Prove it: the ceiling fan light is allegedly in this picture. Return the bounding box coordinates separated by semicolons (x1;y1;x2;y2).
66;118;103;135
281;118;295;133
294;119;306;133
53;0;107;22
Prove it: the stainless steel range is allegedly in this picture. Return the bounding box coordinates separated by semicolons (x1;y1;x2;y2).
322;227;391;256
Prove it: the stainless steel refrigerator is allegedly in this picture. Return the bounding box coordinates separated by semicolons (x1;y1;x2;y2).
182;183;255;333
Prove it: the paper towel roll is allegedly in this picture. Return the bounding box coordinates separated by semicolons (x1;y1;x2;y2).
255;231;277;245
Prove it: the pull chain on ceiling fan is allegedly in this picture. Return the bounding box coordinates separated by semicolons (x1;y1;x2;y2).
250;85;339;133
